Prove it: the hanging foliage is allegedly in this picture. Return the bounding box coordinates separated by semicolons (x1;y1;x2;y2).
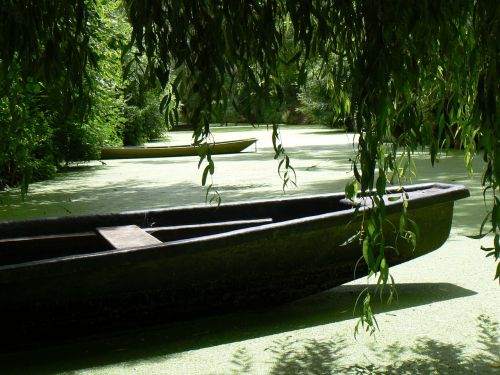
123;0;499;331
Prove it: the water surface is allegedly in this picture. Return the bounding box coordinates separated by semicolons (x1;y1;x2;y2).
1;125;498;374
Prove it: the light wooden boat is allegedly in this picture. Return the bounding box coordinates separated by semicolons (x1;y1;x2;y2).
100;138;257;159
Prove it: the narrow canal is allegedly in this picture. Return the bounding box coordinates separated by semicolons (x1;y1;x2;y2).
1;126;498;374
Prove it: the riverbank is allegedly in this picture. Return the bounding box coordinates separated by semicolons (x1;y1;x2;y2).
0;125;498;374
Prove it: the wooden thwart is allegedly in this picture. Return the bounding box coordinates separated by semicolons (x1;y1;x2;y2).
97;225;161;249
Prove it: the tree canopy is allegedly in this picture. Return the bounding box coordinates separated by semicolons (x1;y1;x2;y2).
1;0;498;331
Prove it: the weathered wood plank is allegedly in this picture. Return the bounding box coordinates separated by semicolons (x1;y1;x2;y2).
97;225;162;249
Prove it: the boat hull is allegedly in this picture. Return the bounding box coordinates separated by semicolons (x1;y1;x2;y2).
100;138;257;159
0;183;468;345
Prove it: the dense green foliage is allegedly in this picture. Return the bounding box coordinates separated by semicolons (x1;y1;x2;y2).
121;66;168;145
0;1;171;187
174;23;304;126
0;1;92;189
0;1;127;190
0;0;498;331
121;37;172;145
297;60;352;128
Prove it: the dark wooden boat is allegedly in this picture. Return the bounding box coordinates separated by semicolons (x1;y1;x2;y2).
100;138;257;159
0;183;468;344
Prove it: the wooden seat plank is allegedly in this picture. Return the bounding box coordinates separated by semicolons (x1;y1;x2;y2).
97;225;161;249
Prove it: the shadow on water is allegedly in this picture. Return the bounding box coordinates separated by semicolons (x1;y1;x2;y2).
0;282;477;374
222;314;499;375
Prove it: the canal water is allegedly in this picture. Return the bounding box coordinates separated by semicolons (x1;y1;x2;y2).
0;125;357;221
1;125;498;374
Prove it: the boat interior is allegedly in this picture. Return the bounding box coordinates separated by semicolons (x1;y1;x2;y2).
0;194;351;267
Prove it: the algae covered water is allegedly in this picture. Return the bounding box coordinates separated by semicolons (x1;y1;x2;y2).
0;126;355;221
0;126;498;375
